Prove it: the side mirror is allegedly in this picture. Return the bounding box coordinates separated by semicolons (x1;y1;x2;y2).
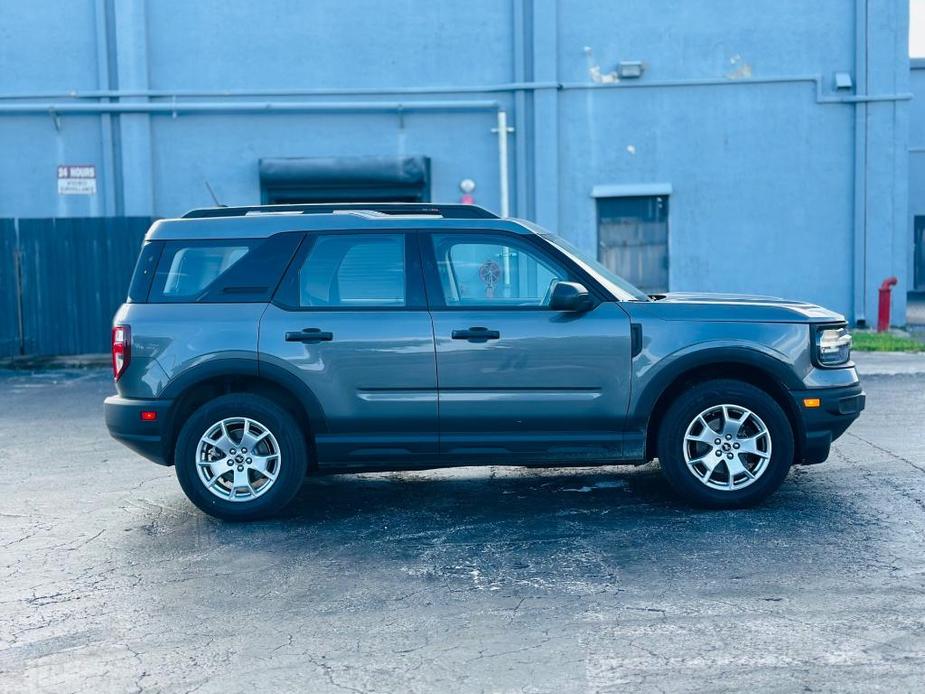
549;281;593;312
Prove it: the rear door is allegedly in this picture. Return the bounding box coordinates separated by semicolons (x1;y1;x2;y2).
421;229;633;460
259;231;438;466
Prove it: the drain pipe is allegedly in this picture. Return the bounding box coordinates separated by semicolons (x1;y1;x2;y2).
852;0;869;327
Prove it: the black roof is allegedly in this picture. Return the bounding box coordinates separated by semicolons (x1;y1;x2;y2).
181;202;499;220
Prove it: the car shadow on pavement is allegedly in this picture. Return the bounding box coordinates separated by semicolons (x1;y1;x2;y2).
267;464;862;562
121;463;871;598
285;464;676;517
278;463;826;522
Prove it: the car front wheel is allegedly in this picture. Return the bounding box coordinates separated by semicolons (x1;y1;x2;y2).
656;379;794;508
174;394;307;521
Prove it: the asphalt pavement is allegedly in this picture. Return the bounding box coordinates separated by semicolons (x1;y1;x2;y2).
1;367;925;693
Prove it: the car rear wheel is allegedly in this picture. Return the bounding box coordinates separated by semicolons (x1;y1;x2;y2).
656;379;794;508
174;394;307;520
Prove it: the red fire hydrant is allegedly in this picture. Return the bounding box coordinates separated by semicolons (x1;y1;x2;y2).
877;276;898;332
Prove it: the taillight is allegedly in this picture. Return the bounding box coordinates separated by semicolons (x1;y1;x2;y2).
112;325;131;380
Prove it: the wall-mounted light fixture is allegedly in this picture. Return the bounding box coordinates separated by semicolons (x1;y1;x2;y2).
617;61;645;79
834;72;853;90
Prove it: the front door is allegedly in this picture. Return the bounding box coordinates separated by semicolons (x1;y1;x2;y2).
259;231;438;466
421;230;633;460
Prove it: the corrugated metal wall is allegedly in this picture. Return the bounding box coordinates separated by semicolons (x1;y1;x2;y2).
0;219;19;358
1;217;152;358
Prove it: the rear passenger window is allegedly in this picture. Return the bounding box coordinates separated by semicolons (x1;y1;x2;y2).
292;234;406;307
148;233;302;303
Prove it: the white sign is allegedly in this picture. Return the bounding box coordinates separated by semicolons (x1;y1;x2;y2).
57;165;97;195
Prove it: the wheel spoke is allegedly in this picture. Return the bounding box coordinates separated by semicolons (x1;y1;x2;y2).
686;419;720;445
241;425;270;452
725;454;748;483
222;420;238;446
201;426;236;454
249;455;279;481
737;432;769;458
232;466;249;491
722;406;748;437
215;435;236;453
692;453;723;479
207;472;227;489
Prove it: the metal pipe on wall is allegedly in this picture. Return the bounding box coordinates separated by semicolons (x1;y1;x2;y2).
93;0;117;216
0;100;501;115
0;99;513;220
0;84;556;101
853;0;869;326
0;76;910;105
0;75;908;230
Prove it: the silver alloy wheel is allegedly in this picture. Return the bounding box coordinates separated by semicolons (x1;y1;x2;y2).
196;417;282;502
682;404;772;491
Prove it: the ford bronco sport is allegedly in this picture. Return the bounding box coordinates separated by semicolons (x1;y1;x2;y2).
105;203;864;520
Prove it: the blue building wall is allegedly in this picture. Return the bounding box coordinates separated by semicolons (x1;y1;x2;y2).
0;0;911;324
910;59;925;292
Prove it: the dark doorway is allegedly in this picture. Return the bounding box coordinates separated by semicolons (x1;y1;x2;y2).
915;215;925;292
597;195;669;293
259;155;430;204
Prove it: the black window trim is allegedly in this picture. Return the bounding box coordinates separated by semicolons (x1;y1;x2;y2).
419;229;607;312
271;229;428;312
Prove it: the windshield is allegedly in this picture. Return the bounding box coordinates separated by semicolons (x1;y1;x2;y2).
533;229;650;302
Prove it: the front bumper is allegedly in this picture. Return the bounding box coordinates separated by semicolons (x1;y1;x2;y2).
789;383;865;464
104;395;174;465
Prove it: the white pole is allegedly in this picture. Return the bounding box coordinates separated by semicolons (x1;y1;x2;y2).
496;109;511;218
496;110;512;294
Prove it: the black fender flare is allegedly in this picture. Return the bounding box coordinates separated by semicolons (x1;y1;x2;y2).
160;356;258;400
633;345;804;427
159;356;328;433
257;360;328;432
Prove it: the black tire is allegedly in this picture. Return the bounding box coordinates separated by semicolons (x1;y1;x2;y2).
656;379;794;508
174;393;307;521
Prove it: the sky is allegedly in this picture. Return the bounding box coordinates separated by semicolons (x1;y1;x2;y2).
913;0;925;56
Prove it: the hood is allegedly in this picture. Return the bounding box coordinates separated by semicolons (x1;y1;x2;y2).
645;292;846;323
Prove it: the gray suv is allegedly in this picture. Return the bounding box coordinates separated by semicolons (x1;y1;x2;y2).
105;203;864;520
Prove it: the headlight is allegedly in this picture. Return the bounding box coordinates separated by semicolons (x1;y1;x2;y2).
815;326;852;367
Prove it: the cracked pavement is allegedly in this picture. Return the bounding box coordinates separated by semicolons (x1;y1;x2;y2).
1;368;925;692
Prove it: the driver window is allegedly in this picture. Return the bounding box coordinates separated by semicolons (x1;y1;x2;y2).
430;233;568;307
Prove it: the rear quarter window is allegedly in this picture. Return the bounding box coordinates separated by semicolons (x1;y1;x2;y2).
127;241;164;302
147;233;302;303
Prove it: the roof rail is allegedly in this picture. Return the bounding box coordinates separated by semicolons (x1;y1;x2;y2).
181;202;499;220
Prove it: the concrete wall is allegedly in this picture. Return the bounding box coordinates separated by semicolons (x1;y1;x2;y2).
0;0;911;324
